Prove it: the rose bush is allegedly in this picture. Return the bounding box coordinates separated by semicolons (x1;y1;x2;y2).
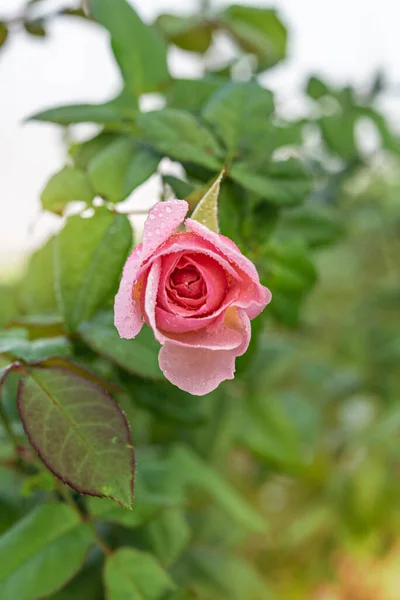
114;199;272;395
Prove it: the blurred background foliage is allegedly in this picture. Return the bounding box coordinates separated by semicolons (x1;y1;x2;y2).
0;0;400;599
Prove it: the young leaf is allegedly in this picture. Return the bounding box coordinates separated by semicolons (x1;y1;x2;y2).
17;366;135;508
87;137;159;203
30;89;138;127
104;547;174;600
41;166;95;215
55;208;133;331
79;312;162;380
138;109;223;170
220;5;287;71
202;82;274;157
0;503;93;600
191;170;224;233
91;0;169;95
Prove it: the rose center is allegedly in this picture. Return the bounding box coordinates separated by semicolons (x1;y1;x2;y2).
168;264;205;301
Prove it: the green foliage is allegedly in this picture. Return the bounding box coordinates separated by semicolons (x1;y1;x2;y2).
220;5;287;71
104;547;174;599
1;1;399;599
55;208;132;331
91;0;170;95
79;312;162;380
138;109;223;169
41;166;94;215
0;504;93;600
87;137;159;203
17;365;134;507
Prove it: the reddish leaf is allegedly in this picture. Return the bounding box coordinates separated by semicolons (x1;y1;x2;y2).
17;366;134;508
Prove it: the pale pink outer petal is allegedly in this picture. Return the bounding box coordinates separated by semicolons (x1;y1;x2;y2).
185;218;272;318
114;200;188;339
158;308;251;395
114;244;144;339
142;200;189;257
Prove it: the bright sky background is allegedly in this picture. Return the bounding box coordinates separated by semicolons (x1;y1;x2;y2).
1;0;400;275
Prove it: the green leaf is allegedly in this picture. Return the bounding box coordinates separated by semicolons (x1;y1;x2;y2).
155;14;213;53
104;547;174;600
191;170;224;233
29;89;138;127
165;78;225;112
17;366;135;507
221;5;287;71
162;176;195;200
138;109;223;170
41;166;95;215
144;508;190;566
319;112;358;160
69;132;121;169
0;503;93;600
18;237;58;315
79;312;162;380
88;474;176;527
170;446;266;531
91;0;169;95
0;23;8;48
202;82;274;156
0;329;71;362
230;158;312;206
306;76;331;100
87;137;159;203
277;204;343;248
119;371;207;426
24;19;46;37
55;208;133;331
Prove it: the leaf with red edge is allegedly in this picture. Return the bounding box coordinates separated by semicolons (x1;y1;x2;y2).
17;366;135;508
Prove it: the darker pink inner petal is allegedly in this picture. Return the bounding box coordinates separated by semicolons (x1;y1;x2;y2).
159;252;229;318
167;258;207;310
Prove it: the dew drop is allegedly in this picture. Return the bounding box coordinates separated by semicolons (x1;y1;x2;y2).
158;212;163;218
166;206;172;213
155;228;160;235
149;213;156;220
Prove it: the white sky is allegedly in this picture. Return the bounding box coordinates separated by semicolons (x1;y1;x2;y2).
1;0;400;275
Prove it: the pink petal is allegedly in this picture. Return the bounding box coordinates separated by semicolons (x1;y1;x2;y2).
142;200;189;257
144;258;165;344
114;244;144;339
185;219;272;318
155;285;240;333
159;343;236;395
158;307;251;395
114;200;188;340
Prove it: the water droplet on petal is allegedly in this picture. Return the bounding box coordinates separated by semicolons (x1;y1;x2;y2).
155;228;160;235
149;214;156;220
166;206;172;213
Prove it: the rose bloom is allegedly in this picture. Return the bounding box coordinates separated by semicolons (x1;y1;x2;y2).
114;199;271;395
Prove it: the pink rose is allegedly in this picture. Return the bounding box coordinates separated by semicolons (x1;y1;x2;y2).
114;200;271;395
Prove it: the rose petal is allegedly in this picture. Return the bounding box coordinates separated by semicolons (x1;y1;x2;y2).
185;218;272;318
155;285;240;333
114;244;144;339
142;200;189;257
114;200;188;339
158;306;251;395
159;343;236;395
